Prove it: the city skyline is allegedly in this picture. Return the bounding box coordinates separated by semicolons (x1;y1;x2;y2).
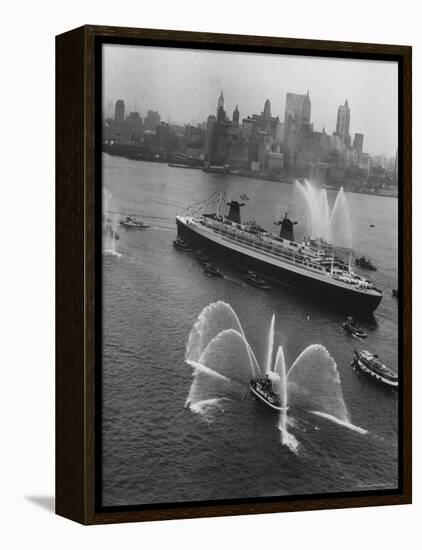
103;44;398;158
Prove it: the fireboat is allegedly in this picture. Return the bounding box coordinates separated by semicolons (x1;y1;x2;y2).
249;375;288;412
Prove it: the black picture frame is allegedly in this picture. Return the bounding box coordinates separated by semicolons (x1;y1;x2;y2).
56;25;412;525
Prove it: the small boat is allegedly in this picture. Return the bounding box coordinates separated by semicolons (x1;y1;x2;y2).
342;316;367;338
249;376;288;412
244;270;271;290
203;263;223;278
351;350;398;389
355;256;377;271
173;238;193;252
119;216;150;229
370;224;375;228
392;289;398;298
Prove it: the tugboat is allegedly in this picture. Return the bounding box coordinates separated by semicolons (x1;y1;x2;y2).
203;263;223;278
342;316;367;338
244;270;271;290
351;350;398;389
119;216;150;229
249;375;287;412
173;238;193;252
355;256;377;271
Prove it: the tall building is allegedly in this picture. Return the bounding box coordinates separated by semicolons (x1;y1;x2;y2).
205;92;232;165
205;115;217;163
263;99;271;121
242;117;257;141
217;91;226;123
336;100;351;146
114;99;125;122
283;91;311;171
276;123;285;142
214;120;230;165
284;91;311;130
233;105;240;126
353;132;364;157
125;111;143;141
227;138;249;170
217;91;224;112
144;110;161;132
156;122;170;153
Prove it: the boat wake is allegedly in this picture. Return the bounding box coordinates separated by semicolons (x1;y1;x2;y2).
150;225;175;232
189;397;233;416
279;428;300;454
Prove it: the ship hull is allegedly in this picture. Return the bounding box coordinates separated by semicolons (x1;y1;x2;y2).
249;383;284;412
176;219;382;312
352;357;398;389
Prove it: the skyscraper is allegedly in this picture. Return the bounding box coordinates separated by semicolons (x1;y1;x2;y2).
217;91;224;112
284;91;311;130
336;100;351;146
263;99;271;121
283;91;312;168
156;122;170;153
114;99;125;122
144;110;161;132
353;133;364;157
205;115;217;163
232;105;239;126
217;91;226;122
302;90;311;125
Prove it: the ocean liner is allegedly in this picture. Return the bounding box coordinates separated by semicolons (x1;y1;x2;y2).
175;197;383;311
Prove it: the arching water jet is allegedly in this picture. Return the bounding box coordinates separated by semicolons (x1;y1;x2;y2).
185;328;260;411
185;358;239;410
287;344;350;423
330;186;352;249
184;304;366;450
295;180;352;248
186;301;261;378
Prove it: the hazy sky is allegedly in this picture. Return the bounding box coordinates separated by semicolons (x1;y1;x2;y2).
103;44;398;157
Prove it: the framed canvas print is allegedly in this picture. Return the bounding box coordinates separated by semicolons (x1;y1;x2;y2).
56;25;412;525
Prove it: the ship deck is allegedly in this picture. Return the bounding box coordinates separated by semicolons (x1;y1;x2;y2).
176;216;383;312
178;216;380;293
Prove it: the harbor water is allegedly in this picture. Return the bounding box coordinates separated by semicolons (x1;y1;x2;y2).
102;153;399;507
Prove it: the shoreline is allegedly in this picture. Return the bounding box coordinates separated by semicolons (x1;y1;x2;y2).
228;170;398;199
103;150;398;199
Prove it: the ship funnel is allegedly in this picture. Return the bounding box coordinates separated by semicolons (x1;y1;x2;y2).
275;212;298;241
226;201;245;224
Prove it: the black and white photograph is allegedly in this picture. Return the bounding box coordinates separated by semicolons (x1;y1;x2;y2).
100;43;400;508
